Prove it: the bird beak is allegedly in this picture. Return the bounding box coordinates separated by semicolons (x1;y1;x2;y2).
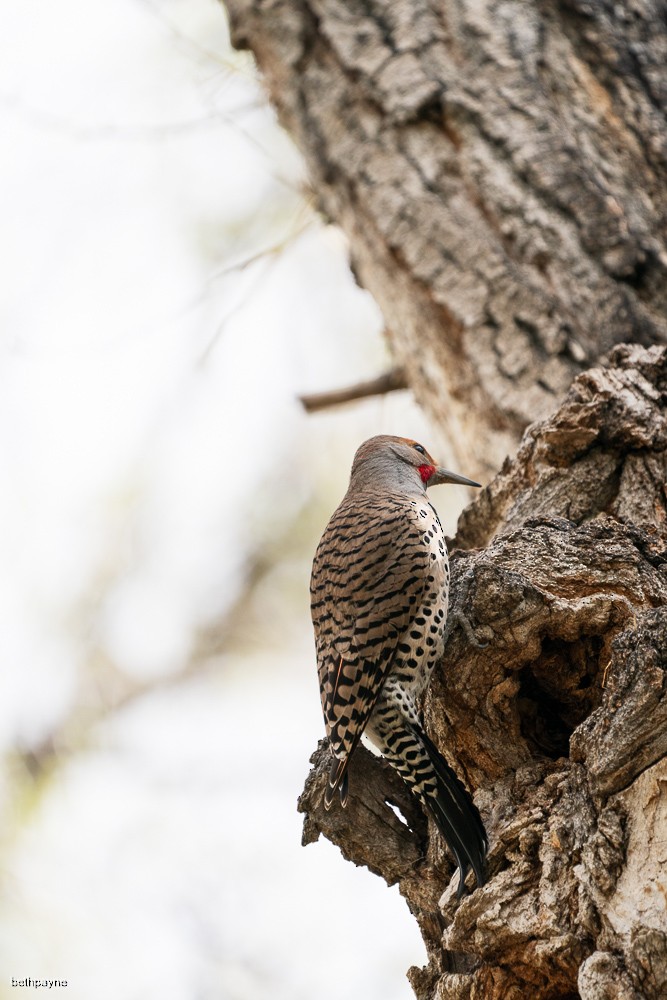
431;466;481;488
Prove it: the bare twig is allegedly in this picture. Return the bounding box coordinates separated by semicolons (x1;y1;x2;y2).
299;367;408;413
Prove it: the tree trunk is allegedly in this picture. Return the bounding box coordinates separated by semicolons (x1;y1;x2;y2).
223;2;667;997
226;0;666;478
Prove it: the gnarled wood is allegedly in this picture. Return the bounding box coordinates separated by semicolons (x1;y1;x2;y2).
298;347;667;999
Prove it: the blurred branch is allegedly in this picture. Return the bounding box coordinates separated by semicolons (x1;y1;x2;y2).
197;214;315;365
0;91;260;141
299;366;408;412
206;214;314;285
138;0;237;69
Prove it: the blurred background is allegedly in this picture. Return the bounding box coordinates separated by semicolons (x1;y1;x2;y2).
0;2;477;998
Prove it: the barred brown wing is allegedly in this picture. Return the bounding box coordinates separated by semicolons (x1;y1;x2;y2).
310;490;431;761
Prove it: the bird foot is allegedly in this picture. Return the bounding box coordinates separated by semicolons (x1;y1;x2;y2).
446;567;490;649
445;608;489;649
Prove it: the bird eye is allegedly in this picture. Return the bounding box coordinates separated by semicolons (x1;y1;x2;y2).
413;444;426;456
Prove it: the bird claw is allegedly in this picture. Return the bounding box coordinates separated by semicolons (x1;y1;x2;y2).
445;609;489;649
446;567;490;649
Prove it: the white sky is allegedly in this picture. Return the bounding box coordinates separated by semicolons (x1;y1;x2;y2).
0;2;474;998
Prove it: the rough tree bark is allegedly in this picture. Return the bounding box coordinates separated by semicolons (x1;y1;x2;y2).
227;0;667;476
223;2;667;998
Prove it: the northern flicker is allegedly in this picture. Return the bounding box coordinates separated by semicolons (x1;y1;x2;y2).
311;435;487;895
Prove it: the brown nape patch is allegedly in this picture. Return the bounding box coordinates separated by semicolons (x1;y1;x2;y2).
518;635;605;759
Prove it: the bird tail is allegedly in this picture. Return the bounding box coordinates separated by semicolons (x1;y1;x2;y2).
324;755;349;809
414;727;489;899
322;726;488;897
409;724;488;897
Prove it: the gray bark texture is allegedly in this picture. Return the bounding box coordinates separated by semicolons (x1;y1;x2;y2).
226;0;667;478
223;2;667;997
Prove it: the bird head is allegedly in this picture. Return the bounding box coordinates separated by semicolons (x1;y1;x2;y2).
349;435;481;492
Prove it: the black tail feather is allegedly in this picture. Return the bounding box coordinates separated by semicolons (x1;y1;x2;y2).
324;754;350;809
323;727;488;896
413;725;488;894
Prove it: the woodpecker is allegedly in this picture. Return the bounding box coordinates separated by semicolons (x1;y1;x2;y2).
310;435;487;894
